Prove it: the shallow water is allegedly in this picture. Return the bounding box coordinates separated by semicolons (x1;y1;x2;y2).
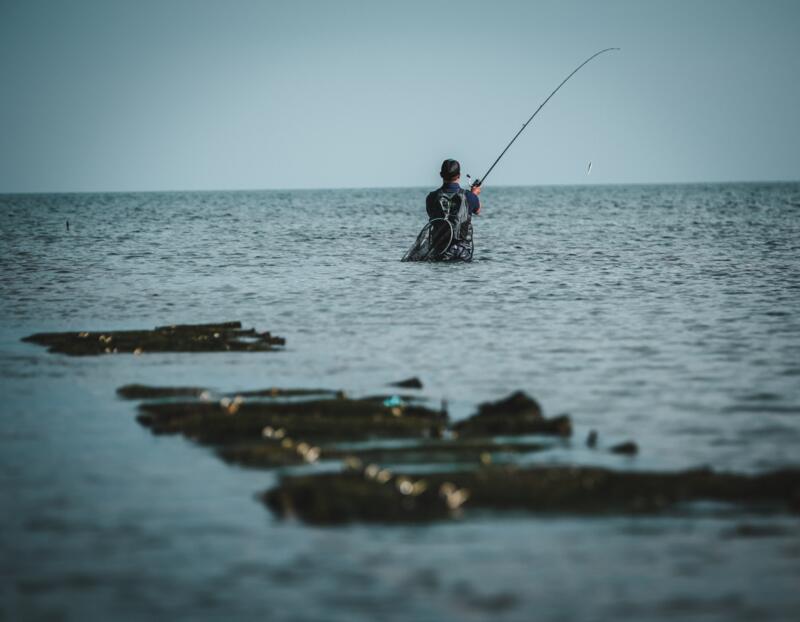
1;183;799;620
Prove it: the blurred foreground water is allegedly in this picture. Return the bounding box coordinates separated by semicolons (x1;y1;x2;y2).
1;183;799;620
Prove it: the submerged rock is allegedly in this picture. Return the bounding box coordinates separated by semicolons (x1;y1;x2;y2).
218;438;321;467
236;387;339;398
218;438;550;469
390;377;424;389
476;391;542;418
610;441;639;455
23;321;284;356
124;384;551;469
264;466;800;525
136;396;447;443
115;381;800;526
266;470;453;524
453;391;571;437
117;384;209;399
118;384;338;401
124;384;574;450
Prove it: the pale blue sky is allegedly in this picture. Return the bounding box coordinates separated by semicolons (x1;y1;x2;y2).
1;0;799;192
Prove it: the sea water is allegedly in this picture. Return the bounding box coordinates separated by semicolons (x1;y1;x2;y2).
1;183;799;620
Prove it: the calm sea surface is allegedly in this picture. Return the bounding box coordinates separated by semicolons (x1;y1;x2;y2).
1;183;799;620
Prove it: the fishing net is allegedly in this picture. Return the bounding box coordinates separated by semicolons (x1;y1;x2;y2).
401;218;473;262
402;186;477;262
401;218;452;262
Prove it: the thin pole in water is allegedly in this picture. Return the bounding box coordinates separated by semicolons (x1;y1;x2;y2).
473;47;620;188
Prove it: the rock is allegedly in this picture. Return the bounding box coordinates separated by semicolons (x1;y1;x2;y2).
265;471;452;524
23;321;285;356
118;384;341;401
219;438;550;469
453;413;572;438
23;322;286;356
610;441;638;455
451;392;570;437
217;439;318;467
135;396;447;444
476;391;542;418
111;380;800;527
236;388;337;398
264;466;800;524
117;384;209;399
390;377;424;389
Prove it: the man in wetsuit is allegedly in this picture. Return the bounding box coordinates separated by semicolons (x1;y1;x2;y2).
425;159;482;261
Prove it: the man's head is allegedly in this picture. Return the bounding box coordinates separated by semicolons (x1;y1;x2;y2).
440;159;460;182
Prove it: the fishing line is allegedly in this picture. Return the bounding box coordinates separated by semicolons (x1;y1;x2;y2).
472;47;620;188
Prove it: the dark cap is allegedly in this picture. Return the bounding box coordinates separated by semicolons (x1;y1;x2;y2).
440;159;460;179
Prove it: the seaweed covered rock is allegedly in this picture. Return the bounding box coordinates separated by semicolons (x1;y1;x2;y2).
114;381;800;527
453;391;571;437
136;396;447;443
389;377;424;389
264;466;800;525
117;384;209;399
218;438;322;467
265;470;453;524
610;441;639;455
117;384;338;400
477;391;542;418
23;321;284;356
219;438;550;469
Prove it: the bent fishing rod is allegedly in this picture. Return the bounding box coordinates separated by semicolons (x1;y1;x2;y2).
470;47;620;188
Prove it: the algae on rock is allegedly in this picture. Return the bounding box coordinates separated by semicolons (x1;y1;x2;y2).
24;321;284;355
264;466;800;525
453;391;572;437
136;396;447;443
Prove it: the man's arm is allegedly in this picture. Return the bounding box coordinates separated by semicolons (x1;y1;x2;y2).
468;186;482;215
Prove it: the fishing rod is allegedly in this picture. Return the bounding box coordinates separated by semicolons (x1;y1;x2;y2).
471;47;620;188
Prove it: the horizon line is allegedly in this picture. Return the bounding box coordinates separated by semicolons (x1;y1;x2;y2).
1;178;799;197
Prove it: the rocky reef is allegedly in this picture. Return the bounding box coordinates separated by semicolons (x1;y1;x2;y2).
136;395;447;443
25;320;800;527
453;391;572;437
218;438;550;468
23;321;284;355
264;465;800;525
116;382;800;525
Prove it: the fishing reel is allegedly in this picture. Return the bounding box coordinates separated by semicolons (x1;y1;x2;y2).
466;174;482;190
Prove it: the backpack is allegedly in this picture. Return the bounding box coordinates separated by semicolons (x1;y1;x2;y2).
429;188;472;242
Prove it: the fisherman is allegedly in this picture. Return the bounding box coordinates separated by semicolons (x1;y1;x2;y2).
424;159;482;261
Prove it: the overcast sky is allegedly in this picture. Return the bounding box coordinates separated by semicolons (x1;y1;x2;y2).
1;0;799;192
